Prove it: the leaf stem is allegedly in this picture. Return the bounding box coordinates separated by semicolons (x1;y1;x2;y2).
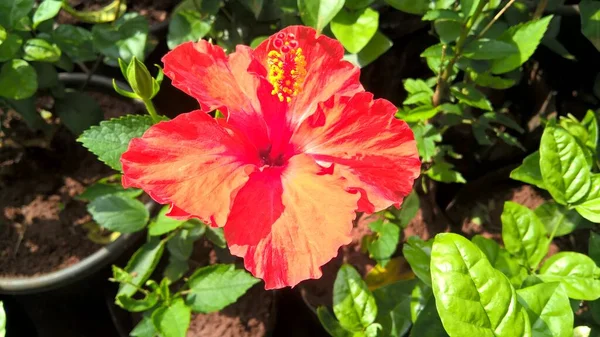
143;99;161;124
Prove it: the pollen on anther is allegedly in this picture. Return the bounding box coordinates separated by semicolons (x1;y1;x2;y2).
266;33;307;104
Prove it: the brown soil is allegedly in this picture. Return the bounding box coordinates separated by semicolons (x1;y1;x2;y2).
0;91;141;277
58;0;176;25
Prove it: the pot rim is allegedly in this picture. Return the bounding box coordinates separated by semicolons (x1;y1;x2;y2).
0;72;147;294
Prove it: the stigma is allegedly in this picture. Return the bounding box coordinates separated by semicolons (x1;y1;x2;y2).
267;32;307;103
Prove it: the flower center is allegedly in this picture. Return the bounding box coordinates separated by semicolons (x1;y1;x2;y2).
267;32;307;103
259;146;286;167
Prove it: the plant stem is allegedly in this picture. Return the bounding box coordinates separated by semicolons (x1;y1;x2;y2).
432;0;488;106
533;0;549;19
143;99;161;123
475;0;517;40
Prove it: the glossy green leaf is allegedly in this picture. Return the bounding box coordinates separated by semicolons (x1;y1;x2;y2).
33;0;62;28
186;264;259;313
149;206;187;236
117;292;159;312
580;0;600;52
87;194;149;233
425;159;466;184
501;201;549;269
495;248;528;288
396;105;440;122
463;38;519;60
317;307;353;337
118;238;165;298
0;0;34;29
385;0;429;15
373;279;417;337
510;151;546;190
539;122;591;205
517;282;573;337
52;25;97;62
491;16;553;74
575;175;600;222
471;235;500;264
92;13;149;64
431;233;531;337
539;252;600;301
535;202;587;237
23;38;61;62
411;123;441;162
410;295;448;337
395;190;420;227
0;32;23;62
78;181;142;202
298;0;345;32
451;83;493;111
55;92;104;135
130;315;157;337
590;232;600;266
0;59;37;100
331;8;378;53
343;31;393;68
435;19;463;44
581;110;599;152
78;115;154;171
367;219;400;266
167;10;213;50
470;71;517;89
152;298;191;337
333;264;377;332
402;236;432;287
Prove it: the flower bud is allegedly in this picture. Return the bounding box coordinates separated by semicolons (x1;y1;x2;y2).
126;56;154;100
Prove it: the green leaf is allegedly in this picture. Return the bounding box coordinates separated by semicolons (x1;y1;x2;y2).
395;190;420;227
426;159;466;184
461;0;480;17
92;13;149;64
431;233;531;337
167;10;213;50
331;8;378;54
23;38;61;62
345;0;375;9
404;78;434;94
0;59;37;100
87;194;149;233
3;97;49;132
0;0;34;29
0;32;23;62
238;0;264;18
117;292;159;312
470;71;517;89
575;175;600;223
573;326;593;337
463;38;519;60
152;299;191;337
410;295;448;337
0;301;5;337
396;105;440;122
317;307;353;337
402;236;432;287
435;19;463;44
501;201;549;269
32;62;58;89
33;0;62;28
298;0;345;32
471;235;500;264
385;0;429;15
78;181;142;201
167;226;205;261
481;112;524;133
590;232;600;266
55;92;104;135
580;0;600;52
343;31;392;68
491;16;553;74
373;279;418;337
78;115;154;171
535;202;587;237
186;264;259;313
495;248;528;288
582;110;599;152
130;315;157;337
333;264;377;332
451;83;493;111
412;123;441;162
205;226;226;248
250;36;268;48
118;238;165;298
149;206;186;236
510;151;546;189
367;219;400;266
516;282;574;337
539;122;591;205
52;25;97;62
539;252;600;301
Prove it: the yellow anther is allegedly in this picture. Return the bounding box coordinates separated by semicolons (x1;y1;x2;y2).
266;39;307;104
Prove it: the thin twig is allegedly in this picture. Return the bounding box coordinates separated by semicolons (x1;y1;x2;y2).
475;0;517;40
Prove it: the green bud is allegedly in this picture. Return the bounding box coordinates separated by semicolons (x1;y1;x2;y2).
126;56;154;100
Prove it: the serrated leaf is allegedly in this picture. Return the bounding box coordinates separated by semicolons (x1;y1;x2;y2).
491;16;553;74
78;181;142;201
516;282;574;337
78;114;154;171
298;0;344;32
539;252;600;301
431;233;531;337
510;151;546;189
152;299;191;337
402;236;432;287
118;238;165;298
149;206;187;236
333;264;377;332
186;264;259;313
539;122;591;205
463;38;519;60
331;8;378;54
501;201;549;269
87;194;149;233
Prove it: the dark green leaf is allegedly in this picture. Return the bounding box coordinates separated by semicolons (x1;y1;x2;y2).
463;38;519;60
471;235;500;264
395;190;420;227
92;13;149;64
78;181;142;202
0;59;37;100
87;194;149;233
385;0;429;15
55;91;103;135
0;32;23;62
52;25;97;62
78;114;154;171
435;19;462;44
590;232;600;266
402;236;432;287
580;0;600;52
410;295;448;337
451;83;493;111
32;62;58;89
2;97;48;132
167;10;213;50
373;279;418;337
0;0;34;29
470;71;517;89
317;307;353;337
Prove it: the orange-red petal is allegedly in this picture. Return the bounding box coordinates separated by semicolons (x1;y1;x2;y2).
121;110;259;227
224;154;359;289
291;93;421;213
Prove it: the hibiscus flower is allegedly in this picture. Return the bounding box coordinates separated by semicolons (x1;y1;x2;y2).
121;26;420;289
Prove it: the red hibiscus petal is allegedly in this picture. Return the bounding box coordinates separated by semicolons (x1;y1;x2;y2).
121;110;259;227
291;93;421;213
224;154;359;289
253;26;363;127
